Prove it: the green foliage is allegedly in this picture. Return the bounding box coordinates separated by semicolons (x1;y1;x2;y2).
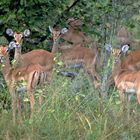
0;0;140;48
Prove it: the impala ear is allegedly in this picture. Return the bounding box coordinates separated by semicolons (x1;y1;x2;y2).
121;45;129;54
23;29;30;37
49;26;53;33
8;41;17;49
104;43;112;52
6;28;14;36
60;27;68;34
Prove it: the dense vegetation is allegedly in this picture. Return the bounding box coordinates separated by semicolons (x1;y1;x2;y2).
0;0;140;139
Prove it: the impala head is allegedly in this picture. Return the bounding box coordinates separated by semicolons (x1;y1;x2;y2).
49;26;68;43
6;28;30;48
0;45;9;63
111;45;129;63
49;26;60;43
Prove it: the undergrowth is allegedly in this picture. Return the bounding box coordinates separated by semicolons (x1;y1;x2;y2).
0;71;140;140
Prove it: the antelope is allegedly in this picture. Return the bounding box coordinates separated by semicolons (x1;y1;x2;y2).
49;26;100;87
116;26;140;71
6;29;54;81
5;29;55;119
111;45;140;104
0;45;49;122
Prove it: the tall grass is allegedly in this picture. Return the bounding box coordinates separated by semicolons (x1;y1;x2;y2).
0;70;140;140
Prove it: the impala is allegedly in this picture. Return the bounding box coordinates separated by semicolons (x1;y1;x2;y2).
49;26;100;87
6;29;54;81
112;45;140;104
0;45;49;122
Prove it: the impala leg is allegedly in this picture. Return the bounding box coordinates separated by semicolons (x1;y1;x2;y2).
38;71;49;106
118;90;127;113
38;88;44;106
93;69;101;82
26;75;35;118
16;93;22;121
84;65;101;88
119;90;125;103
9;80;17;124
10;88;17;124
39;95;43;106
26;87;35;118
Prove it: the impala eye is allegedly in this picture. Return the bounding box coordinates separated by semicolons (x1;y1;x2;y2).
20;34;23;38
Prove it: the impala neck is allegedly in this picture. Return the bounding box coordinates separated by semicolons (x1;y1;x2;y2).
13;43;22;68
112;58;122;78
52;39;59;53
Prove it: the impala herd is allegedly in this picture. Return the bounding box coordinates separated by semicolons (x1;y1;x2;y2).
0;18;140;122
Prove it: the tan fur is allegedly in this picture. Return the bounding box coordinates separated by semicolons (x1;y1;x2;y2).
131;39;140;49
112;48;140;104
121;49;140;71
